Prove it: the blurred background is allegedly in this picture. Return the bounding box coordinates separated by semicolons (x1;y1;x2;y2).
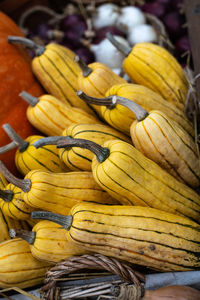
0;0;191;69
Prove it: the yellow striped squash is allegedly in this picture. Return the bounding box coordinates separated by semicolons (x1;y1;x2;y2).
26;218;40;228
76;56;126;115
11;221;87;264
0;183;33;220
8;36;94;114
97;96;199;187
105;84;194;137
60;123;131;171
77;87;193;137
56;138;200;222
1;123;68;175
0;161;118;215
15;135;68;175
107;33;188;110
0;172;8;189
130;109;200;187
34;123;131;171
19;91;99;136
0;208;30;242
23;171;118;214
0;238;50;288
32;203;200;272
0;173;10;241
0;174;30;241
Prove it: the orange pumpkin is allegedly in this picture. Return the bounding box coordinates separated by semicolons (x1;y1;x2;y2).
0;12;43;175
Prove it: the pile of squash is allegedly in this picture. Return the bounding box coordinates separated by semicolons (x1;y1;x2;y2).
0;11;200;291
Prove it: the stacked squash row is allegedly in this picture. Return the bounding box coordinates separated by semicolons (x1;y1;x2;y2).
0;21;200;291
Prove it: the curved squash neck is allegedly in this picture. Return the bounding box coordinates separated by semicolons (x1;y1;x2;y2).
31;211;73;231
77;91;149;121
2;124;29;152
8;36;45;56
0;161;31;193
9;229;36;245
57;137;110;163
74;55;92;77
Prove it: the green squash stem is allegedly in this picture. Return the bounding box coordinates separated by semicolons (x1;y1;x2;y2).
9;229;36;245
8;36;45;56
57;137;110;163
77;90;149;121
0;141;16;154
19;91;39;107
0;161;31;193
31;211;73;231
33;136;67;149
74;55;92;77
106;32;131;56
2;124;29;152
0;189;14;202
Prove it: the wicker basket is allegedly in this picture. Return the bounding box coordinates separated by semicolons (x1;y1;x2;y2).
41;254;145;300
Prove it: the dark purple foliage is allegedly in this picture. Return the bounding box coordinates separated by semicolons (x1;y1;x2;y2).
75;47;95;64
163;11;183;37
37;23;53;40
175;35;190;54
60;14;85;31
170;0;183;11
59;14;87;48
142;1;167;18
92;26;125;44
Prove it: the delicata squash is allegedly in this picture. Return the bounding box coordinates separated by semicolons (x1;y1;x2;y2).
77;88;194;137
0;172;8;189
129;108;199;188
0;123;67;175
0;183;33;220
32;203;200;272
19;91;99;136
75;56;126;115
0;160;33;221
34;123;130;171
8;36;94;115
0;173;30;241
56;138;200;222
0;238;50;288
0;161;118;215
10;221;87;264
105;84;194;137
80;93;199;187
106;33;188;110
0;208;30;242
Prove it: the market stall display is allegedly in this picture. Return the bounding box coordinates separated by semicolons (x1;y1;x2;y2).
0;0;199;299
